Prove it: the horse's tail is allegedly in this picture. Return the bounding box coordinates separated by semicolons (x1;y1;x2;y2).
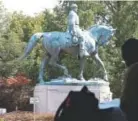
19;32;43;60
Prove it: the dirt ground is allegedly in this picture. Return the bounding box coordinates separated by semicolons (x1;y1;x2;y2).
0;111;54;121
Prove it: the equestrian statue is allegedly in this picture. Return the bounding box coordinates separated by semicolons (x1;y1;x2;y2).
19;4;116;83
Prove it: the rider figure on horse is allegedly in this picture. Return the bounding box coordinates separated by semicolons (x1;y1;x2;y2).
67;3;89;58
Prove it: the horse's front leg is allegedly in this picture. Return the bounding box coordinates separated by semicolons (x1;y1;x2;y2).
94;53;108;81
78;57;86;81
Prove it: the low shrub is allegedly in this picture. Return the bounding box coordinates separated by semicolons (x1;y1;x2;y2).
1;111;54;121
0;74;34;112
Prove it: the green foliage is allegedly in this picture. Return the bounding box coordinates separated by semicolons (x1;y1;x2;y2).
100;1;138;97
10;12;44;41
6;11;45;81
0;31;25;77
0;1;10;35
42;8;67;32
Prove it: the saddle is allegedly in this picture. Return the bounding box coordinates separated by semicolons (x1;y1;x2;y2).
71;35;80;46
66;31;82;46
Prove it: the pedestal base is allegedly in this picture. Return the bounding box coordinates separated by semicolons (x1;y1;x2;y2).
34;78;112;113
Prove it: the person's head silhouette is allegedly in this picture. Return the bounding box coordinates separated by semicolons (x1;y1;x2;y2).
121;38;138;67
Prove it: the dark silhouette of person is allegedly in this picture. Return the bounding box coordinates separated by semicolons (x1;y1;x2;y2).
54;86;100;121
54;86;127;121
121;38;138;121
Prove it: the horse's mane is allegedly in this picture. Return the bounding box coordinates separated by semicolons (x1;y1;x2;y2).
87;24;113;31
87;24;98;31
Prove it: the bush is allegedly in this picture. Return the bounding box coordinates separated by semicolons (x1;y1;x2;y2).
2;111;54;121
0;75;34;112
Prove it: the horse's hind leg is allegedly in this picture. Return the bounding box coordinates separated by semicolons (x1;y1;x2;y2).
49;55;69;77
38;55;50;83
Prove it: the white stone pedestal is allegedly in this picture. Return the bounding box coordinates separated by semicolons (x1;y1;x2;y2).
34;79;112;113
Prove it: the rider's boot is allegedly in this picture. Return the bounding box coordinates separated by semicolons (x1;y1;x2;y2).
79;41;89;58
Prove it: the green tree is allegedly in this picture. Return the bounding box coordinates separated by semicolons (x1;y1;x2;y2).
0;32;25;77
0;1;10;35
7;11;45;81
101;1;138;97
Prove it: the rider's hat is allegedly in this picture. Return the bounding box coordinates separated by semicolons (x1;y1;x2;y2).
70;4;78;9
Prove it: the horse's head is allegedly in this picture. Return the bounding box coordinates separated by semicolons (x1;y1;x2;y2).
88;24;116;46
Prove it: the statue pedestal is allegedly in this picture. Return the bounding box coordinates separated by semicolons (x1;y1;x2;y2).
34;78;112;113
